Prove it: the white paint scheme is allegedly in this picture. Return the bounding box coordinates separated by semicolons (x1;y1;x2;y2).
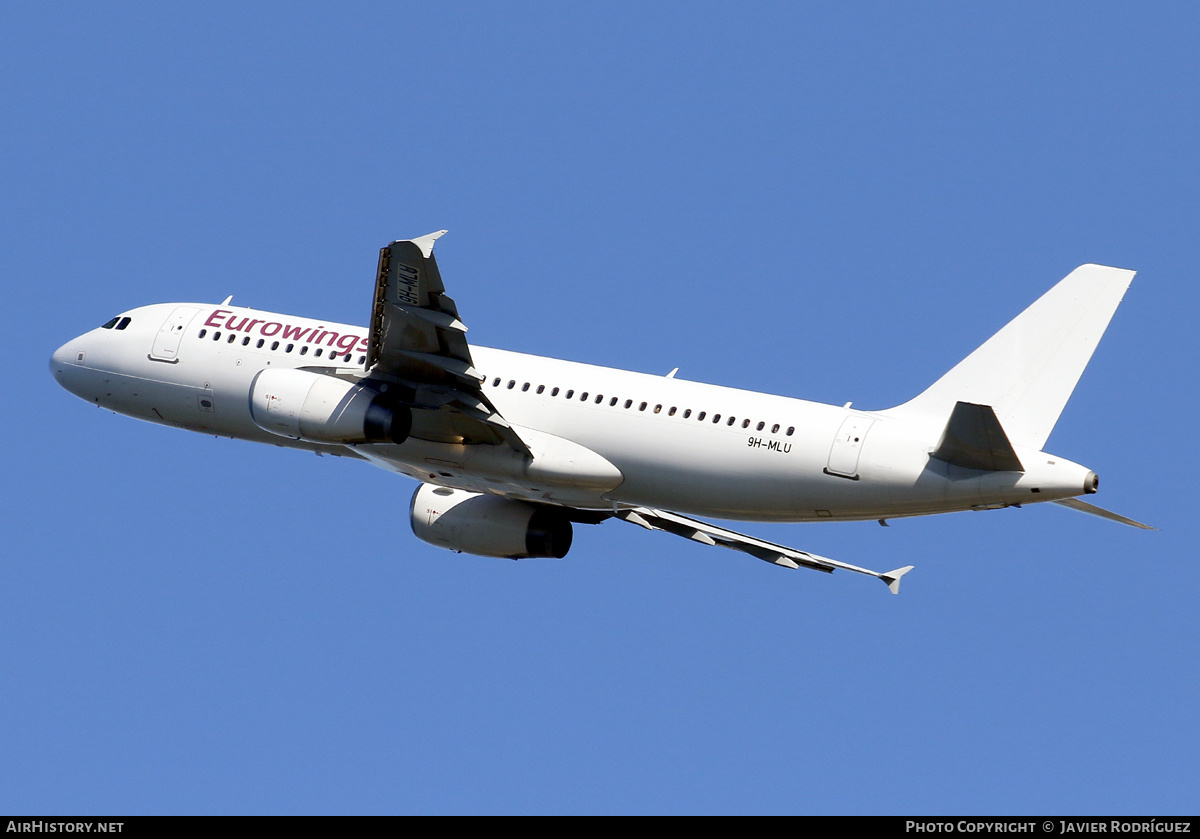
50;237;1147;593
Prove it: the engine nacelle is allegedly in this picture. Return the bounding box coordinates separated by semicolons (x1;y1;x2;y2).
410;483;573;559
249;367;410;444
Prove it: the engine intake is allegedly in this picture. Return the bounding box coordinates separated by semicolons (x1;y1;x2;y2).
410;483;573;559
249;368;410;444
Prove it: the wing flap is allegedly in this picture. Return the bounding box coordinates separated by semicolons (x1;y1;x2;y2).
399;304;467;333
394;350;482;384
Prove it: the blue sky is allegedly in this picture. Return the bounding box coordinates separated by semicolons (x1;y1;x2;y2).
4;3;1197;815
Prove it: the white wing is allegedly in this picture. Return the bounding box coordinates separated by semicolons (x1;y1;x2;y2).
616;507;914;594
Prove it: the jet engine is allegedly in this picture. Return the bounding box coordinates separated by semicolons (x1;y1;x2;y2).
410;482;573;559
249;367;410;444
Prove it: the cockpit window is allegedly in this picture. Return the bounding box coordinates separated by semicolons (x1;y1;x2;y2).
100;317;120;329
115;317;132;330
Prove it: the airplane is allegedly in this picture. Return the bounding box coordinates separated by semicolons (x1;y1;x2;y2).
49;232;1150;593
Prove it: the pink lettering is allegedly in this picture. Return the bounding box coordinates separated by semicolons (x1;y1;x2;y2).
205;309;231;327
226;315;249;331
260;322;282;337
321;331;340;347
336;333;360;352
282;324;312;341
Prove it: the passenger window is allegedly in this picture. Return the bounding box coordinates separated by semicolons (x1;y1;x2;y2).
116;317;131;330
537;385;545;394
566;390;574;399
300;345;308;355
227;334;235;343
357;355;365;365
742;419;750;428
595;395;603;404
493;378;501;387
654;404;662;414
243;337;251;346
257;339;264;348
507;380;516;389
757;421;765;431
624;399;632;408
552;388;560;396
698;412;706;421
580;392;588;401
771;424;780;433
727;416;736;426
683;409;692;418
522;383;530;392
638;402;647;411
786;427;795;436
198;329;207;338
713;414;721;423
271;341;280;350
286;344;294;352
314;348;322;356
668;407;676;416
213;332;221;340
101;317;119;329
609;397;618;406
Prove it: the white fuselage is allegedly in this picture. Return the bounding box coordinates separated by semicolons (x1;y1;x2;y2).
51;302;1096;523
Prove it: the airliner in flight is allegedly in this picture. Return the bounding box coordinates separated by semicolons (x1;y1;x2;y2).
50;232;1149;593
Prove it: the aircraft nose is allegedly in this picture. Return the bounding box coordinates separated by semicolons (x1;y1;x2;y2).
50;341;73;380
50;338;89;396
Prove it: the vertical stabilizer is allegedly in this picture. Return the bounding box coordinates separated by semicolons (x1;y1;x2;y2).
883;264;1135;450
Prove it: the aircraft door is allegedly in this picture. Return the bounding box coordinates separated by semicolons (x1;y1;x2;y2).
150;306;202;362
826;416;874;479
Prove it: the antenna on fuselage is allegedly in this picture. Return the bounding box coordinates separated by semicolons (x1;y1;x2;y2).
220;295;233;306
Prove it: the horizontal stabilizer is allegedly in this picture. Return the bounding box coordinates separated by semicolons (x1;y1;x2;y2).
932;402;1023;472
1053;498;1155;530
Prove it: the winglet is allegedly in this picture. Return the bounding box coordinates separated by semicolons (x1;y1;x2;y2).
882;565;914;595
410;230;448;258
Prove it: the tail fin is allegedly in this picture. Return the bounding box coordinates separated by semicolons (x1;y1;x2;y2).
883;264;1135;450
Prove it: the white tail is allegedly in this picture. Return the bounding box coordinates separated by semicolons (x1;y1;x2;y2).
883;264;1135;450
